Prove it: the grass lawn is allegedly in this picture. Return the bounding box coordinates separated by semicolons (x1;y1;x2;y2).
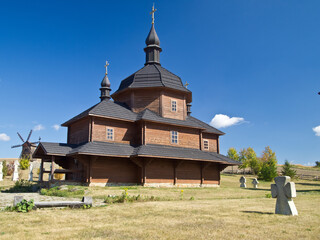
0;174;319;239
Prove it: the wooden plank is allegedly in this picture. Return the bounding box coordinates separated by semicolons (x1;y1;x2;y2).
40;159;44;182
50;156;55;183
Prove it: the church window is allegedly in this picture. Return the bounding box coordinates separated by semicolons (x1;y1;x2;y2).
171;131;178;144
107;128;114;140
171;100;177;112
203;140;209;150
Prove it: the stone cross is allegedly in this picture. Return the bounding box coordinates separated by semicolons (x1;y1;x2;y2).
28;162;33;182
0;162;3;181
239;176;246;188
252;178;259;188
12;160;19;181
271;176;298;216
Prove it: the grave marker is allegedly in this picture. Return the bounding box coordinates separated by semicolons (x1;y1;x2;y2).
271;176;298;216
240;176;246;188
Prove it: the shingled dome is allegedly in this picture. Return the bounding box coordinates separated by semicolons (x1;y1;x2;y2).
145;24;160;46
112;64;190;96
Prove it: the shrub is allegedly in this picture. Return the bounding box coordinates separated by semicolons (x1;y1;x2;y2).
19;157;30;170
54;167;64;180
315;161;320;168
40;186;85;197
281;160;297;179
104;190;163;204
15;199;35;212
4;179;37;193
258;146;278;181
6;162;14;176
2;160;8;177
265;193;272;198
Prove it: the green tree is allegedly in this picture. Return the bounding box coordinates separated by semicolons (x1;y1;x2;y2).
238;148;261;175
238;148;249;173
315;161;320;168
227;148;239;161
281;160;297;179
246;147;261;175
2;160;8;177
258;146;278;181
19;157;30;170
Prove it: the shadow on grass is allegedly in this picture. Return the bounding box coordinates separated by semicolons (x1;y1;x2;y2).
296;182;320;187
297;189;320;193
244;188;269;191
241;211;273;215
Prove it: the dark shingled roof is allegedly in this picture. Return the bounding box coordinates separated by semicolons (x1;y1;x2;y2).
62;100;137;126
187;116;224;135
136;109;224;135
35;142;76;156
113;64;191;95
134;144;239;165
34;141;239;165
68;141;135;157
62;98;224;134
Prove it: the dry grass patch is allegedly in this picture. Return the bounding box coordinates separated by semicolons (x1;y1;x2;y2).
0;175;319;239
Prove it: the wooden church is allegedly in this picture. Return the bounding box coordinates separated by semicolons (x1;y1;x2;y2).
33;7;239;187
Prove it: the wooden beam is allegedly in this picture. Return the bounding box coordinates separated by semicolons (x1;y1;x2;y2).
89;117;93;142
199;130;203;150
130;91;135;108
130;158;143;168
217;137;220;154
142;160;146;186
143;122;146;145
50;156;55;183
39;158;44;182
173;160;183;185
89;156;98;184
159;91;163;117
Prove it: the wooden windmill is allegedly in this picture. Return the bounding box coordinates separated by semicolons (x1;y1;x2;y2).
11;130;40;160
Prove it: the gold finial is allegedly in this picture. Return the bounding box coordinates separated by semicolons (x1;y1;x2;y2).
184;82;189;88
150;3;157;25
105;60;109;75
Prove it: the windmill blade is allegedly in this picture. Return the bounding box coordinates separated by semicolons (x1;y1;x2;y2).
26;129;33;141
17;132;25;142
11;144;23;148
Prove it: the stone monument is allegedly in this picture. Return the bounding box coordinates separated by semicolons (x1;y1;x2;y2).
271;176;298;216
240;176;246;188
12;160;19;181
252;178;259;188
28;162;33;181
0;162;3;181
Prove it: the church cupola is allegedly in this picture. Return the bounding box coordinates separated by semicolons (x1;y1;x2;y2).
144;4;162;65
100;60;111;101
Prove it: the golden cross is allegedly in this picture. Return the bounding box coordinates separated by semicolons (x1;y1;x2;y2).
105;60;109;75
150;4;157;24
184;82;189;88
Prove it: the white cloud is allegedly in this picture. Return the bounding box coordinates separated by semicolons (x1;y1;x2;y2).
34;124;45;131
312;125;320;136
52;124;60;131
210;114;246;128
0;133;10;141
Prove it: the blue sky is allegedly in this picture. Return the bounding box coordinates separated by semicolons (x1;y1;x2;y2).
0;0;319;165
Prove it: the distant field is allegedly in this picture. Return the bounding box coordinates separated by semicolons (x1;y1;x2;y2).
0;174;319;239
223;164;320;180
